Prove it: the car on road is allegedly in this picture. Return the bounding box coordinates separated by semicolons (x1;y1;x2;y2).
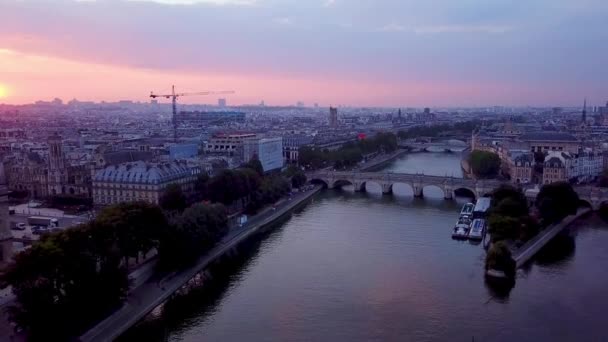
11;223;26;231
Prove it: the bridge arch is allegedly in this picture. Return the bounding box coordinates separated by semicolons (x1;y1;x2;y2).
361;180;384;193
391;182;415;197
421;184;447;199
331;179;354;189
453;187;477;200
310;178;329;189
578;199;593;210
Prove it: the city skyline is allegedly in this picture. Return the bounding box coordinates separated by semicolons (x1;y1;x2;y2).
1;0;607;106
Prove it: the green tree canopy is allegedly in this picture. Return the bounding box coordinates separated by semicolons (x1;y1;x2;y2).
94;202;168;263
491;185;527;208
243;158;264;176
159;183;188;213
469;150;501;178
493;197;529;218
194;173;210;200
158;203;228;269
291;172;307;188
488;214;520;242
535;181;579;224
485;241;516;278
1;225;129;339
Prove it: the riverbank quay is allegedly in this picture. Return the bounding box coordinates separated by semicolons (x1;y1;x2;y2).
79;185;322;342
460;147;473;179
486;207;592;278
513;208;592;268
358;150;407;172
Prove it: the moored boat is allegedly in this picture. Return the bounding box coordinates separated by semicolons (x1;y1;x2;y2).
460;203;475;217
468;218;485;241
451;216;471;239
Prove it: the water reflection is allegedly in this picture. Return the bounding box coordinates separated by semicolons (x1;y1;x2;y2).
484;276;515;301
119;217;292;342
123;154;608;342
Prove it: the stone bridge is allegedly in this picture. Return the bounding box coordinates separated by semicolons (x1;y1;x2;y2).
398;139;468;152
308;171;501;200
308;171;608;209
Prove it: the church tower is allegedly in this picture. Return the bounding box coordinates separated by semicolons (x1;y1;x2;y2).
48;134;66;195
48;133;65;171
582;98;587;124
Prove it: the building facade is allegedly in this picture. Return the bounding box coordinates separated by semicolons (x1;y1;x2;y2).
93;160;200;206
520;132;580;154
4;134;92;198
205;133;256;154
242;137;284;172
329;107;338;128
282;134;313;164
543;153;568;184
511;153;534;184
569;150;603;183
542;150;603;184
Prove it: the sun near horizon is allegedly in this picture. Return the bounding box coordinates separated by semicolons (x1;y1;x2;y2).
0;84;8;99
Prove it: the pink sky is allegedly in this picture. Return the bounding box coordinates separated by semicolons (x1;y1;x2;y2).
1;0;606;107
0;48;487;106
0;47;571;107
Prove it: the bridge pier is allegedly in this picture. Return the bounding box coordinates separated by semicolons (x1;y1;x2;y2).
381;183;393;195
444;189;453;200
413;186;423;198
353;182;365;192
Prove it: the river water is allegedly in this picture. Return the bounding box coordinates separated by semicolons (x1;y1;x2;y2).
122;152;608;342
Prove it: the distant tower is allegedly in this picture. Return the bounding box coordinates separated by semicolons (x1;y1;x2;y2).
423;107;431;115
218;98;226;107
48;133;65;171
582;98;587;123
329;106;338;128
48;134;66;195
398;108;402;119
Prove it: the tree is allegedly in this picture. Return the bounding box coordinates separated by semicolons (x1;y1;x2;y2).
94;202;168;264
243;158;264;176
291;172;307;189
159;183;188;213
469;150;501;178
485;241;516;278
493;198;529;218
157;203;228;269
535;181;579;224
488;214;520;242
194;173;210;200
207;169;240;205
1;226;129;339
491;185;527;209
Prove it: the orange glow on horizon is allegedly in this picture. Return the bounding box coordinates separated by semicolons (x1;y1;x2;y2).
0;47;553;107
0;84;8;99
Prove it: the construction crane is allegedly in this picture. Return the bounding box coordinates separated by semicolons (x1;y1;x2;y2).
150;85;235;142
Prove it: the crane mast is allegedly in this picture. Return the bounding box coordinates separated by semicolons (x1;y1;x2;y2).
150;85;235;142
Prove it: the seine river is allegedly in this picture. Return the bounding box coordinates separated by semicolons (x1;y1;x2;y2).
122;152;608;341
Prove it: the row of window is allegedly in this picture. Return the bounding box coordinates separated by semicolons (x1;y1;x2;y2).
94;196;157;205
93;178;193;190
206;145;237;150
93;189;157;197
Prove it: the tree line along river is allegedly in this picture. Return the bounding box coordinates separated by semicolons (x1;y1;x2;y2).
121;152;608;342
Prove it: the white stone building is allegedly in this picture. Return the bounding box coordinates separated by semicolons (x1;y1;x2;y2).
242;137;284;172
93;160;200;206
542;150;603;184
204;133;256;154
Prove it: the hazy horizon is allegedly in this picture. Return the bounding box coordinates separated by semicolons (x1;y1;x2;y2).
1;0;607;107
